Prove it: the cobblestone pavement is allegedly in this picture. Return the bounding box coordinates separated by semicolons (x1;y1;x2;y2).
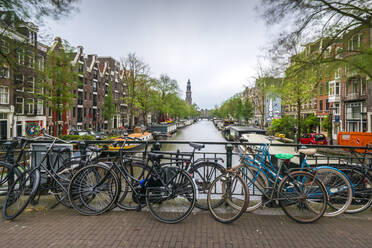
1;209;372;248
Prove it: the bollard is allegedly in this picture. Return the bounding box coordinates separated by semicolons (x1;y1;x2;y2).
225;143;233;169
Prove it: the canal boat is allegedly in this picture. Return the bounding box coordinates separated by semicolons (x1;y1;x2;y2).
229;126;266;141
150;122;177;136
102;128;153;152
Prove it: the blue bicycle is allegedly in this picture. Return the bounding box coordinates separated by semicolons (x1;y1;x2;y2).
240;142;352;217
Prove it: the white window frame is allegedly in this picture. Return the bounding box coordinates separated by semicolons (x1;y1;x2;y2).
36;99;43;115
0;39;9;54
16;97;24;114
15;74;24;92
348;33;362;51
28;77;35;93
26;98;34;115
0;66;9;79
17;49;25;65
38;56;44;71
0;86;9;104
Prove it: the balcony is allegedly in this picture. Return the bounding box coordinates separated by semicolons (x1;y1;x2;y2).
345;93;361;101
328;94;340;103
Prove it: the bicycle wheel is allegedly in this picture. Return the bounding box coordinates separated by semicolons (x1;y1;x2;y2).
278;171;327;223
68;164;120;215
0;162;22;209
146;167;196;224
341;168;372;214
53;161;83;208
240;165;268;212
207;172;249;223
188;162;225;210
2;169;40;220
116;160;150;210
312;167;352;217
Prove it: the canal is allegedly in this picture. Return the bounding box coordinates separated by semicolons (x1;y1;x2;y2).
161;119;240;167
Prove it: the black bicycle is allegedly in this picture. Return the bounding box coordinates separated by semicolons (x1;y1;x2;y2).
68;146;196;223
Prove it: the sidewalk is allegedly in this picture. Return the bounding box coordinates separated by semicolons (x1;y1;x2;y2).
1;208;372;248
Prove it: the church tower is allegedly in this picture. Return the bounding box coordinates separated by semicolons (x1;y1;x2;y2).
185;79;192;105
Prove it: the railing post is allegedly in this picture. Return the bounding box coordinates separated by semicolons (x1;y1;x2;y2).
152;141;161;151
226;143;233;169
79;141;86;162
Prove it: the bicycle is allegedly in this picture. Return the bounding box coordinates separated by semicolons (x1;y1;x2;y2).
237;144;329;223
68;147;197;223
2;131;99;220
242;140;352;217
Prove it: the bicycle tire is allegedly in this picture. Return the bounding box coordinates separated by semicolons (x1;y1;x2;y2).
207;172;249;223
278;171;327;224
312;167;352;217
0;162;22;209
2;169;40;220
116;160;151;210
146;167;196;224
341;168;372;214
53;160;85;208
68;164;120;215
240;165;268;212
188;161;225;210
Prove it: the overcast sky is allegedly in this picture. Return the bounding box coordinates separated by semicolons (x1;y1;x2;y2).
45;0;277;109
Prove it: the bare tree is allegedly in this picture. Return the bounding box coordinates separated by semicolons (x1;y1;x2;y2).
121;53;150;128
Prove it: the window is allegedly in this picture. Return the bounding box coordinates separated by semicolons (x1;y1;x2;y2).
0;66;9;78
38;56;44;71
16;98;24;114
78;91;83;105
348;34;363;51
77;108;82;122
334;103;340;115
334;68;341;79
361;78;366;95
0;86;9;104
26;98;34;115
15;74;24;92
325;99;329;111
0;39;9;54
29;31;36;45
28;51;34;68
335;47;342;59
318;100;323;112
329;81;340;96
78;63;84;73
17;49;25;65
36;100;43;115
28;77;35;93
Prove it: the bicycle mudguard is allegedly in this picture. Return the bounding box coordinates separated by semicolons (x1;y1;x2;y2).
310;166;354;193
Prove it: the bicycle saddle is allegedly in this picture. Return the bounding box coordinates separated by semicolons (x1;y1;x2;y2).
298;148;317;155
148;152;163;160
189;142;205;150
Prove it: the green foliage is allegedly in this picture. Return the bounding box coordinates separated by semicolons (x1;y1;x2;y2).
321;115;332;136
211;94;254;123
59;134;96;141
268;116;296;139
302;114;320;133
102;81;116;123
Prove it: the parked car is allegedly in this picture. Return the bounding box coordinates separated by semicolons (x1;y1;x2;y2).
299;133;328;145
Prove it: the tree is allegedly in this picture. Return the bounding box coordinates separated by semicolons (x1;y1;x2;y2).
121;53;150;128
0;0;80;70
260;0;372;78
37;38;79;136
302;114;320;133
102;81;116;132
280;51;319;143
135;76;157;125
153;74;179;122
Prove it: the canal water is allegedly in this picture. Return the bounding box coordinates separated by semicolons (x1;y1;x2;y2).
160;119;240;167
